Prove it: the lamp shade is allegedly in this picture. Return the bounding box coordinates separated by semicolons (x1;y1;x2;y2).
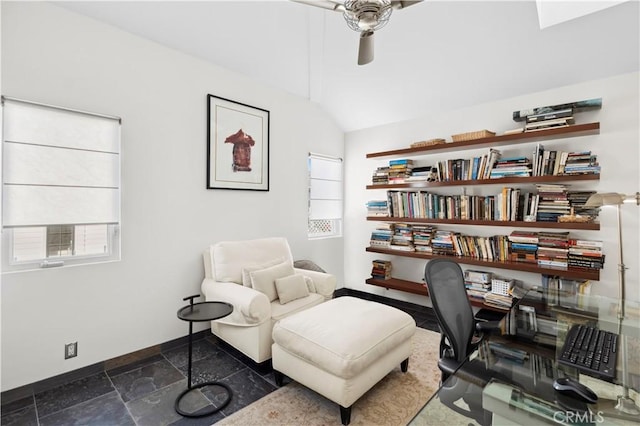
584;192;640;208
584;193;626;207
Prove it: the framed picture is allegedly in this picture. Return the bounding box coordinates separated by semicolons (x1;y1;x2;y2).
207;94;270;191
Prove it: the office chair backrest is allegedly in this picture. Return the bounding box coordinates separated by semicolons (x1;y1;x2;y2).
424;259;475;363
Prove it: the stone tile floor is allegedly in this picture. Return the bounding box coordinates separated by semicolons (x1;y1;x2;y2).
0;290;440;426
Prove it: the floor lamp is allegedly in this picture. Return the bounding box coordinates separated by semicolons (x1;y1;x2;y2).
584;191;640;417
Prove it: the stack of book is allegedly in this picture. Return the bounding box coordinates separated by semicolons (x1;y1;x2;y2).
371;166;390;185
489;157;532;178
433;148;501;182
464;269;492;302
524;109;575;132
530;146;601;177
369;224;393;248
406;166;435;182
390;223;414;251
365;200;389;216
568;239;605;270
513;98;601;123
495;187;521;221
371;259;392;280
508;230;538;263
388;159;414;184
452;234;509;261
431;230;456;255
537;231;570;269
563;151;601;175
484;292;515;310
536;184;570;222
567;190;598;218
412;224;435;253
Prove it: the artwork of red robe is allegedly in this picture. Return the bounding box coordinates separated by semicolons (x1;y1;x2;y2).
225;129;255;172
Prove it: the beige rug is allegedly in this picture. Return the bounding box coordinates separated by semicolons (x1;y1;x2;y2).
217;328;442;426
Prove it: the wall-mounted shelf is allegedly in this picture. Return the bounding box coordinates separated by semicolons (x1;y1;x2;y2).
366;173;600;190
366;122;600;159
366;217;600;230
364;120;603;303
365;277;510;313
366;247;600;281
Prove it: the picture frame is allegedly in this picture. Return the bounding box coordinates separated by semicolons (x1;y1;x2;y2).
207;94;270;191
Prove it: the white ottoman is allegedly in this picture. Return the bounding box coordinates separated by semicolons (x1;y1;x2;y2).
272;296;416;425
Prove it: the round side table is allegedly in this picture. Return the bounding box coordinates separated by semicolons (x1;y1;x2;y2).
175;295;233;418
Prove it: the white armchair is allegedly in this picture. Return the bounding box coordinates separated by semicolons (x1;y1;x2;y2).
201;237;336;363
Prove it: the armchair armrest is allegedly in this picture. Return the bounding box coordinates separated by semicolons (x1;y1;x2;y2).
293;268;336;298
201;279;271;326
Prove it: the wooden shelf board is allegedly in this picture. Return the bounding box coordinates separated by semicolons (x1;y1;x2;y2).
366;123;600;158
366;217;600;230
365;277;510;313
366;277;427;296
365;247;600;281
366;173;600;190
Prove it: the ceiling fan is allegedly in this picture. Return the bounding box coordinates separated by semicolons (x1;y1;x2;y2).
292;0;423;65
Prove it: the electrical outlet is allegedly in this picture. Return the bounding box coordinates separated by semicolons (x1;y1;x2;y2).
65;342;77;359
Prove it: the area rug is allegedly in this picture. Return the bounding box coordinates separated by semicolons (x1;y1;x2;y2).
217;328;441;426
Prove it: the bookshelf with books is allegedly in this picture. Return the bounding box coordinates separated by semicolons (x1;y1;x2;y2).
364;120;603;304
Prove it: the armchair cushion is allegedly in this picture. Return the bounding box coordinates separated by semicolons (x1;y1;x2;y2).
275;274;309;304
241;257;285;287
211;237;293;283
294;268;335;299
250;260;295;302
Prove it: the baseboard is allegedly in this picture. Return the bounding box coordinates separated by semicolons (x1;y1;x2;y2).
0;329;210;406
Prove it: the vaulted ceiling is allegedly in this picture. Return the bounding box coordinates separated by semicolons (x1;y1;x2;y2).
56;1;639;131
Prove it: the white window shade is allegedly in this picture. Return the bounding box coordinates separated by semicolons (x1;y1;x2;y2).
309;154;343;222
2;98;121;227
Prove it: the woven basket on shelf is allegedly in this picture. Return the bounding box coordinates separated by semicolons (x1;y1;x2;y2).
451;129;496;142
410;138;446;148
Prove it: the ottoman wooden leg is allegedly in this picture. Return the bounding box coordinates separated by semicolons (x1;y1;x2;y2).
274;370;285;386
401;358;409;373
340;405;351;425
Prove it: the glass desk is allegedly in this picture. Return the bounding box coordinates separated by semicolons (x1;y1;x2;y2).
410;288;640;425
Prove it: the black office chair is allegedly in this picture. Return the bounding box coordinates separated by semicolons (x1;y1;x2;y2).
424;258;502;426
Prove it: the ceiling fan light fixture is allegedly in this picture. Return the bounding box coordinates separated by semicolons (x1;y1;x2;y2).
343;0;393;33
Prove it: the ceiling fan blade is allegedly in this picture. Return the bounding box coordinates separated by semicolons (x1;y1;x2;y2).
290;0;346;12
390;0;423;10
358;31;375;65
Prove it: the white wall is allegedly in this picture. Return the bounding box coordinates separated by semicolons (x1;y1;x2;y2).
0;2;344;391
345;72;640;307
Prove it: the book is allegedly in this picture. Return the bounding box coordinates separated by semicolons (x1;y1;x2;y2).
512;98;602;122
525;108;574;122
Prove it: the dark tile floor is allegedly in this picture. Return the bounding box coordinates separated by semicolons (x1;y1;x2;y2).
0;290;440;426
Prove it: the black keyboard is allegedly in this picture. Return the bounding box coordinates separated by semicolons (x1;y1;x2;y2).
558;324;618;380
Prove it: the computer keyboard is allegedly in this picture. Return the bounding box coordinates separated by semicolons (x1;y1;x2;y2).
558;324;618;380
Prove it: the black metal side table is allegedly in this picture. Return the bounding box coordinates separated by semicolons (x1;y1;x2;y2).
175;295;233;417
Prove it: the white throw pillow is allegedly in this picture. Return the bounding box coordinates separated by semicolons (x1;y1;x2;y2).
303;276;316;293
241;257;285;287
275;274;310;304
250;261;295;302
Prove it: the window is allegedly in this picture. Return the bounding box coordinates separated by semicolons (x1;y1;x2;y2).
2;97;121;271
308;153;343;239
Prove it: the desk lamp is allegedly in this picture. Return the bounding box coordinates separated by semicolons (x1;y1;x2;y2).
583;191;640;416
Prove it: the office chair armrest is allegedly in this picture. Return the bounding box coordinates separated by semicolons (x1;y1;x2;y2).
438;357;497;387
438;357;463;377
476;320;501;334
